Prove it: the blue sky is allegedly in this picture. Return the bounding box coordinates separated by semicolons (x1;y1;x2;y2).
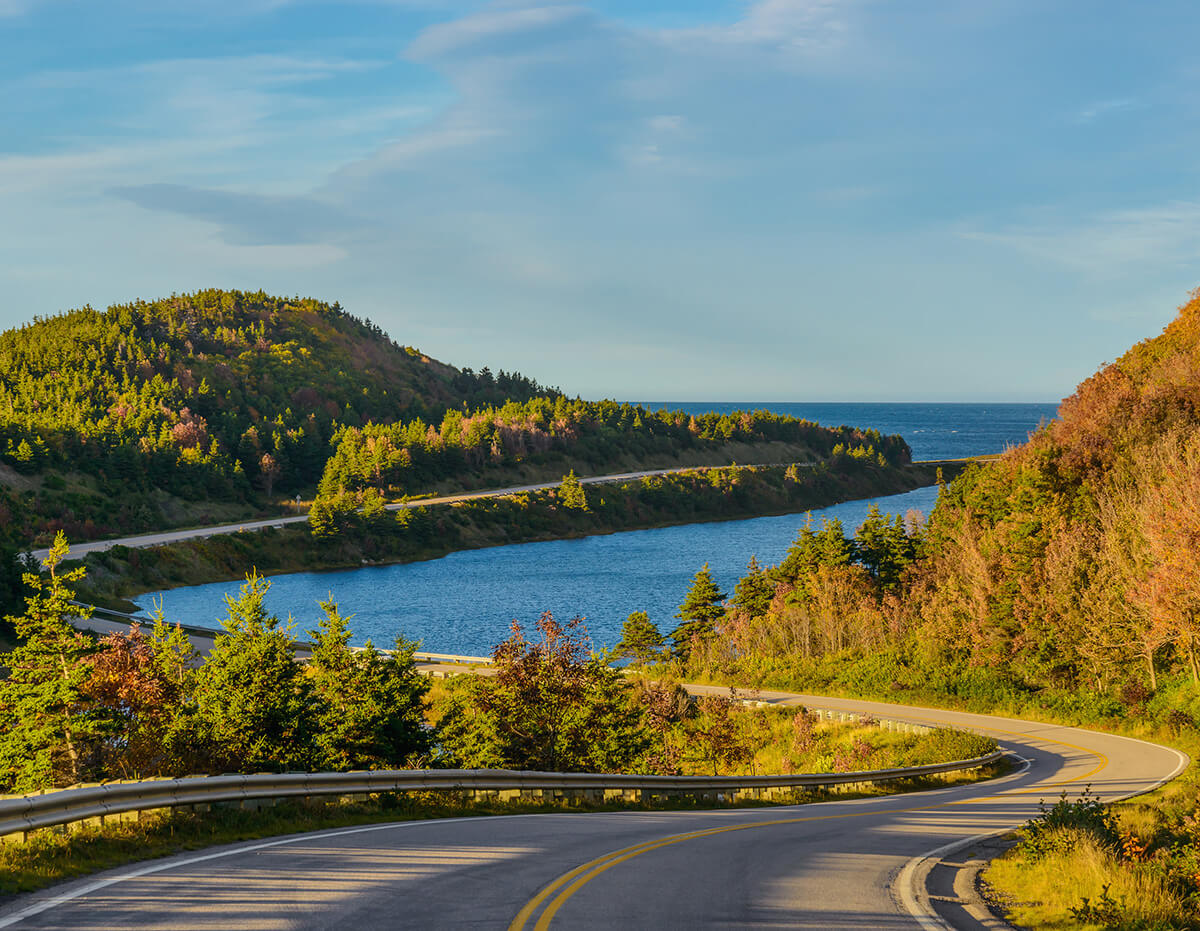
3;0;1198;402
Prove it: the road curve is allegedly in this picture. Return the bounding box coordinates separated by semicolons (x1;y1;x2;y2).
0;692;1185;930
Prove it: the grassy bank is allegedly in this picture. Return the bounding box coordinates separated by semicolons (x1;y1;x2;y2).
982;743;1200;930
76;459;952;607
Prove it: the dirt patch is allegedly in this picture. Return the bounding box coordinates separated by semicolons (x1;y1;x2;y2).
0;463;37;491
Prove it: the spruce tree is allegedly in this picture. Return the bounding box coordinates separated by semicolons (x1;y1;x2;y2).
732;556;774;617
616;611;665;665
669;563;727;660
854;504;915;587
0;533;101;791
192;572;314;772
559;470;589;511
307;598;430;770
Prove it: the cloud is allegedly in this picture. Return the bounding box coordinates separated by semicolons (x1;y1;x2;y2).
109;184;370;246
961;201;1200;272
1075;96;1139;124
407;5;590;59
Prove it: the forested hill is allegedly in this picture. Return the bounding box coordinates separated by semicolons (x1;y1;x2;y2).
0;288;913;553
0;289;553;544
912;288;1200;694
679;288;1200;723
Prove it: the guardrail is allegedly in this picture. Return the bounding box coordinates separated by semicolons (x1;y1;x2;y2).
0;751;1004;841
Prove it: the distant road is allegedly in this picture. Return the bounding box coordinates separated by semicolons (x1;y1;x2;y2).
30;458;975;563
28;463;800;562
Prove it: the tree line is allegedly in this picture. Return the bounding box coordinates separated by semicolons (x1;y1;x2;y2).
0;529;979;794
313;397;909;504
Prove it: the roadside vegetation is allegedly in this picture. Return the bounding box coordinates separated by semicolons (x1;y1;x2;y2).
984;776;1200;931
0;543;1000;899
0;541;993;794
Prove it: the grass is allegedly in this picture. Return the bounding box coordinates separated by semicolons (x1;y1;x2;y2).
980;732;1200;930
985;828;1190;931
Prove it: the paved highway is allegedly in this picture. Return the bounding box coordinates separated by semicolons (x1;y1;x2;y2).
0;691;1185;930
29;464;809;562
29;456;978;562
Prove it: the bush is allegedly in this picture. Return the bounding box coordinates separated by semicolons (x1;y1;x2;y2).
1019;787;1121;861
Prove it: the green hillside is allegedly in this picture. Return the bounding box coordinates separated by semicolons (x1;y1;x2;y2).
0;289;552;545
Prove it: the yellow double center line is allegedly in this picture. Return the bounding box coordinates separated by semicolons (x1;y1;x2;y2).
508;721;1109;929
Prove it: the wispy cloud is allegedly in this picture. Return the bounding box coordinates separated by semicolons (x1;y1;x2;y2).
109;183;372;245
1075;96;1139;124
962;201;1200;271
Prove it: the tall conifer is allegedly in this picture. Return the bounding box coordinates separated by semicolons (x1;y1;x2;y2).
0;533;100;791
669;564;726;659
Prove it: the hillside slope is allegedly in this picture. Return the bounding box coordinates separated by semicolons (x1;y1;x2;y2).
912;288;1200;697
0;289;551;544
677;288;1200;723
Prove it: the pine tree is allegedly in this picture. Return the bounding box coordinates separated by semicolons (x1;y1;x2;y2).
616;611;665;665
559;469;589;511
0;533;101;791
669;564;727;660
732;556;774;617
192;572;314;772
307;598;430;770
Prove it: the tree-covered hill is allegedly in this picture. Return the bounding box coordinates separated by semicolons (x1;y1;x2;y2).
0;289;553;544
679;287;1200;718
912;287;1200;694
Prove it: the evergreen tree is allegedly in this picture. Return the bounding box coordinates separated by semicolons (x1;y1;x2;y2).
0;533;101;791
854;504;915;587
616;611;665;665
559;469;589;511
732;556;774;617
192;572;314;772
772;517;820;584
307;598;430;770
816;518;855;567
669;563;727;659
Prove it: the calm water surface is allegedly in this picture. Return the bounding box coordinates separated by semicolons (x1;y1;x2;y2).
136;402;1057;654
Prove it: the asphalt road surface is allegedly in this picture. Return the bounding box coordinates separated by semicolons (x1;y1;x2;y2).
29;464;802;562
0;692;1185;930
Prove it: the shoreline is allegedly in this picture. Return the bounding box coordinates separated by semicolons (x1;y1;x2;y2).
77;460;964;613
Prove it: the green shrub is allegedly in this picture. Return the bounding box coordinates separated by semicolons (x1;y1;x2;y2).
1019;787;1121;862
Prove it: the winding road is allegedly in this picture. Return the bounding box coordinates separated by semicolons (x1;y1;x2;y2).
0;690;1185;930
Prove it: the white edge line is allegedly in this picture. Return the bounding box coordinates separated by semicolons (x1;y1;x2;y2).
896;755;1031;931
898;737;1191;930
0;815;508;929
